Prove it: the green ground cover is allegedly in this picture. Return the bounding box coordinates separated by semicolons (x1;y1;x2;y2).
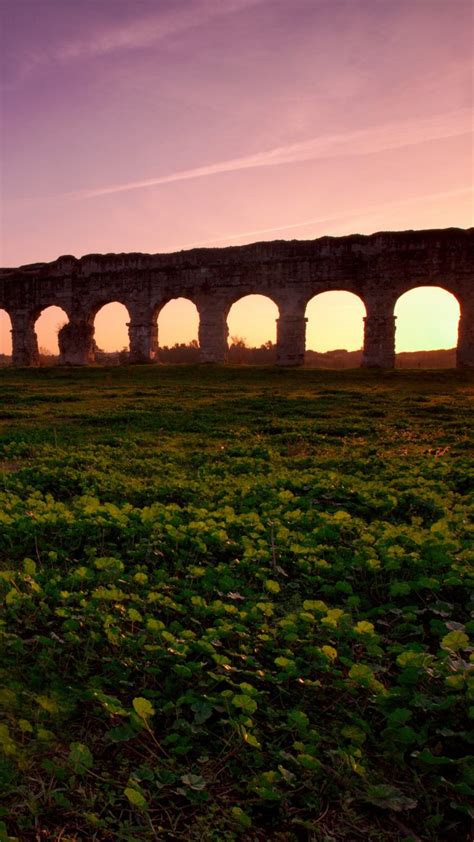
0;366;472;841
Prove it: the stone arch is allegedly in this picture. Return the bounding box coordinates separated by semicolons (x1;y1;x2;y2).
305;291;366;366
394;286;460;366
2;229;472;369
226;294;280;361
0;309;12;361
34;305;69;363
92;301;131;362
155;297;200;362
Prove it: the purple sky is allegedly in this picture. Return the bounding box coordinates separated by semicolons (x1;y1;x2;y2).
0;0;472;352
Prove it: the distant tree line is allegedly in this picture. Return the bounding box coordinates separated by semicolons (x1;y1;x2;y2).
0;340;456;368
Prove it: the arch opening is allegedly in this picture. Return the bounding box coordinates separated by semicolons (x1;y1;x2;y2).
0;310;12;363
305;291;366;368
94;303;130;364
34;306;69;364
226;295;278;364
157;298;200;363
394;286;459;368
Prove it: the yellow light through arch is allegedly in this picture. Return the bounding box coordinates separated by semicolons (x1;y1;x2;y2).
394;287;459;352
305;291;366;352
35;306;68;355
227;294;278;347
0;310;12;356
94;303;130;352
158;298;199;347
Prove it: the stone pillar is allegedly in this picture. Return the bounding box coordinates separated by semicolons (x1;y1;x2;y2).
58;319;95;365
128;319;157;363
457;299;474;368
198;302;228;363
276;313;307;366
362;310;396;369
11;311;39;366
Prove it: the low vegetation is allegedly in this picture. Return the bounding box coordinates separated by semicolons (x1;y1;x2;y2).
0;366;472;840
0;344;457;368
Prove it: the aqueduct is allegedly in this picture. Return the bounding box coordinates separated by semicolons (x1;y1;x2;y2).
0;227;473;367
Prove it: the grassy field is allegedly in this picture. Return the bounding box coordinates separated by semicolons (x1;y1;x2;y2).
0;366;472;841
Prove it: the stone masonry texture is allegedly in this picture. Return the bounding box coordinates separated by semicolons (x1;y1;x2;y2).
0;227;473;368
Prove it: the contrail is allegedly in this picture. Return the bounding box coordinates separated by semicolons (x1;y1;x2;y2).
70;108;472;200
180;187;473;248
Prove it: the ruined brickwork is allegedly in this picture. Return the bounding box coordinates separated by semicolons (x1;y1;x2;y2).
0;227;473;367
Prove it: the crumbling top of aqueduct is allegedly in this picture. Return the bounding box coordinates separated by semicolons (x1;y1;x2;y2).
0;227;473;368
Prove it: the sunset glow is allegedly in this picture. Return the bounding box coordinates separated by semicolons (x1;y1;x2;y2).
1;0;472;355
394;287;460;353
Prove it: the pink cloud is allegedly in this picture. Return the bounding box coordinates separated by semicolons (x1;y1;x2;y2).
70;108;472;200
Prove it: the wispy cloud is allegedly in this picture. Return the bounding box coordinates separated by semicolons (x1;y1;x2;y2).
181;187;472;247
71;109;472;200
4;0;266;87
56;0;265;61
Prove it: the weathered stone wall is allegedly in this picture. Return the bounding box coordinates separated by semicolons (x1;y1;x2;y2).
1;227;473;367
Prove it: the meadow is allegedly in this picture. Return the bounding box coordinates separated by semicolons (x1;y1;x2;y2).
0;366;472;841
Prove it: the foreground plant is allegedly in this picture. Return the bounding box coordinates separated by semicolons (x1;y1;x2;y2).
0;366;472;840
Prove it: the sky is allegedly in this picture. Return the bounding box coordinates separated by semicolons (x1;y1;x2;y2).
0;0;472;354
